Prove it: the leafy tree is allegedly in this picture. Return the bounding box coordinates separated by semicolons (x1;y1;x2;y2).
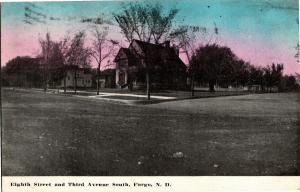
263;63;284;91
233;59;251;87
190;44;237;92
279;75;299;91
2;56;42;87
248;65;264;86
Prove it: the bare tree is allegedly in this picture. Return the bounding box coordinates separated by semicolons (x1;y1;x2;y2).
65;31;91;94
295;18;299;63
115;2;178;44
59;35;71;93
48;42;64;88
295;42;299;63
39;33;68;92
170;26;205;96
90;26;118;95
39;32;53;92
170;23;219;96
114;2;178;99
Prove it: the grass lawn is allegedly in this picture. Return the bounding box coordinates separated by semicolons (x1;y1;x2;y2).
1;89;299;176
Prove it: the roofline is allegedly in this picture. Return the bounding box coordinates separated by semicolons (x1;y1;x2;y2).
116;39;186;66
114;47;128;62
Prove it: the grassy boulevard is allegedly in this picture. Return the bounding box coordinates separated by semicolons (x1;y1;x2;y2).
2;89;299;175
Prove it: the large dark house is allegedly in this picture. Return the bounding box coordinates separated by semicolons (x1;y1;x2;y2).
114;39;187;90
100;69;116;88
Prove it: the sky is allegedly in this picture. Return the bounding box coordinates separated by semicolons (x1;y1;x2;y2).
1;0;299;74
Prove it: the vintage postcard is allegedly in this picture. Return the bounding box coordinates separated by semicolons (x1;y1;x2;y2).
1;0;299;191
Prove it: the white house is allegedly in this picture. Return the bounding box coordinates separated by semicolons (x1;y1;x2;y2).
60;66;92;88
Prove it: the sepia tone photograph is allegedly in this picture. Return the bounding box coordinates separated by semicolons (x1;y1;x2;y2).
1;0;299;176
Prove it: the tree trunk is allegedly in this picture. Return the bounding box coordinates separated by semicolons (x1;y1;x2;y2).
187;53;194;97
191;74;195;97
97;66;100;95
74;70;77;94
43;69;47;92
209;80;215;92
146;71;150;100
63;76;66;93
43;82;47;92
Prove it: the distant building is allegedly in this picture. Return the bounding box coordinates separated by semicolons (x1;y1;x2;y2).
247;84;262;92
60;65;92;88
114;39;187;90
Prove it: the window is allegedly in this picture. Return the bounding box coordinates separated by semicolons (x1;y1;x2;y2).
67;76;70;80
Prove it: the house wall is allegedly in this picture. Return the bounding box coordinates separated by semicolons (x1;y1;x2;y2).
116;69;128;87
100;74;116;88
98;79;106;88
60;70;92;88
115;68;119;86
115;58;129;87
115;40;188;90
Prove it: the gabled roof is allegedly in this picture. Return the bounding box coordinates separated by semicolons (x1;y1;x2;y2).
63;64;79;70
62;65;92;74
131;39;186;67
114;48;139;64
132;39;166;52
101;68;116;76
114;39;186;70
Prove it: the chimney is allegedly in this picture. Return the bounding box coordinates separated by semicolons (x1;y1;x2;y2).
164;41;170;48
172;46;179;56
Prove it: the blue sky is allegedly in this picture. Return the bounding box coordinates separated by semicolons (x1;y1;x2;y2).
1;0;299;74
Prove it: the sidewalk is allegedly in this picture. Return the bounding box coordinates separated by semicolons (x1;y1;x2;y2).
4;87;250;105
6;88;178;105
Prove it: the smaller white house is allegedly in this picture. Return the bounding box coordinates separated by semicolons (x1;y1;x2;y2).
60;66;92;88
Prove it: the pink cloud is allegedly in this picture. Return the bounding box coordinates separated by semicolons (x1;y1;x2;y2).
2;24;299;75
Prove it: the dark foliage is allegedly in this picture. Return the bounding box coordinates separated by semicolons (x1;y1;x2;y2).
1;56;42;87
190;44;299;92
190;44;237;91
279;75;299;92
